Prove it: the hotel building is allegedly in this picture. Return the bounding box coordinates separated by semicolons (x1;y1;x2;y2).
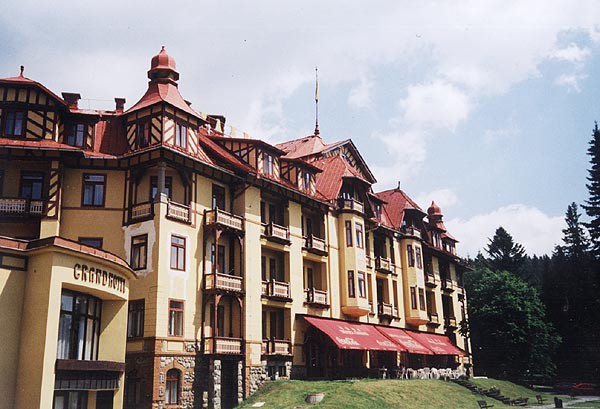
0;48;471;409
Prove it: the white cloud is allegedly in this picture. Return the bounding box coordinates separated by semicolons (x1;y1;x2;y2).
445;204;565;258
348;75;374;110
484;120;521;144
371;129;428;185
554;73;588;93
548;43;591;62
415;189;459;212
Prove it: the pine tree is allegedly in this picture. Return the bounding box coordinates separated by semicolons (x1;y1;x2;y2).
486;227;526;275
561;202;590;259
582;123;600;258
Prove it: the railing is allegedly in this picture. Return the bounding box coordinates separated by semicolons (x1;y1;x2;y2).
205;272;243;293
167;200;190;223
444;316;457;328
205;208;244;231
261;279;291;299
263;222;290;242
0;198;45;216
441;278;454;292
375;256;392;273
204;337;242;354
393;306;399;318
366;256;373;269
338;198;364;213
304;235;327;253
305;288;328;306
369;301;375;315
262;339;292;355
425;273;437;287
401;226;421;238
129;201;153;221
428;312;440;324
378;302;394;317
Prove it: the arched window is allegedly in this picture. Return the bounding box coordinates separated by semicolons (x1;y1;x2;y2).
165;369;180;404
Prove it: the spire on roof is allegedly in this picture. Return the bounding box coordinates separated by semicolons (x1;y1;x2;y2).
314;66;320;136
147;46;179;85
19;65;24;78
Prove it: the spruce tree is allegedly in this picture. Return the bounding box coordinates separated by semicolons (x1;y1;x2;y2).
582;123;600;258
561;202;590;259
486;227;526;275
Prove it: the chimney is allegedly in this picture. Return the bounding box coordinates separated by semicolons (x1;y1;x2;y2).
114;98;126;113
62;92;81;110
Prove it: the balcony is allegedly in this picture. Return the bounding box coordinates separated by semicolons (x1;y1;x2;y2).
204;337;243;355
425;273;437;287
366;256;373;269
303;235;327;256
441;278;454;292
401;226;421;239
338;197;364;214
458;286;466;300
262;222;291;244
378;302;394;319
204;272;244;294
0;198;46;217
427;312;440;326
262;339;292;356
167;200;191;223
444;316;458;329
261;279;292;301
375;256;393;274
205;208;244;232
305;288;329;308
394;306;399;318
128;201;154;222
368;301;375;316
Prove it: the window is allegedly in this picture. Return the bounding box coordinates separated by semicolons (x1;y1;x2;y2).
375;204;382;219
20;172;43;200
415;247;422;269
269;257;276;280
410;287;417;310
82;174;105;207
170;235;185;270
130;235;147;270
168;300;184;337
125;371;142;405
263;152;274;176
175;123;187;149
165;369;180;404
306;267;314;289
210;244;226;274
67;124;85;147
79;237;103;249
212;184;226;210
260;201;266;224
347;270;355;298
355;223;364;249
303;171;311;191
136;121;149;148
150;176;172;200
209;304;225;337
407;244;415;267
57;290;101;360
419;288;426;311
53;391;88;409
4;109;25;137
127;299;145;338
345;221;353;247
357;272;366;298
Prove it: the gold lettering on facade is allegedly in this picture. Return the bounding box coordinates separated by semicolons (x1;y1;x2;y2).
72;263;126;293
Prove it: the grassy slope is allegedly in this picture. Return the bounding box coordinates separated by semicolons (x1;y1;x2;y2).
570;400;600;408
238;379;502;409
469;378;556;404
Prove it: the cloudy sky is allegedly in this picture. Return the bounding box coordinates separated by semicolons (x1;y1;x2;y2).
2;1;598;257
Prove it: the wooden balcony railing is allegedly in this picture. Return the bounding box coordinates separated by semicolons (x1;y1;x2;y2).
205;272;243;293
304;235;327;255
375;256;392;274
305;288;328;307
393;306;399;318
167;200;191;223
129;201;153;221
204;337;243;354
261;279;291;300
205;208;244;231
425;273;437;287
338;198;364;214
444;316;457;328
366;255;373;269
262;339;292;356
401;225;422;238
441;278;454;292
0;198;45;216
428;312;440;325
378;302;394;317
262;222;291;243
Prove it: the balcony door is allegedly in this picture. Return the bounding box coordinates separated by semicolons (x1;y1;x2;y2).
20;172;43;200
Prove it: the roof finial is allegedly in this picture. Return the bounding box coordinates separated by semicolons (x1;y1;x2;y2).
161;45;165;51
314;66;320;136
19;65;24;77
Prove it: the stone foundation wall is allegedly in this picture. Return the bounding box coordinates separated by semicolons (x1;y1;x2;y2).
246;363;268;396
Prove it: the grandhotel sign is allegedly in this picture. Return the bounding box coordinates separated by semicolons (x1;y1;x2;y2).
73;263;126;293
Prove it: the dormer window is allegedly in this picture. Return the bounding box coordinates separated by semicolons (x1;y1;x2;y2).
136;121;149;149
67;124;85;147
3;109;25;137
303;171;311;191
263;152;274;176
375;204;382;219
175;123;187;149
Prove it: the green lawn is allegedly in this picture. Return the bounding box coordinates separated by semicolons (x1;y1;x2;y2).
469;378;556;405
570;400;600;408
238;378;509;409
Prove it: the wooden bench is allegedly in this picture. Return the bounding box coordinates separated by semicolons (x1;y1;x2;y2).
477;400;494;408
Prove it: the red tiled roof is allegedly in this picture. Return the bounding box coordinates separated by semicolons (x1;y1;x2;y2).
197;128;253;173
313;155;370;200
374;188;425;229
209;135;286;155
0;73;67;108
276;134;329;159
125;81;202;119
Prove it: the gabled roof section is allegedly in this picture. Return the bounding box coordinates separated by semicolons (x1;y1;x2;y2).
276;134;329;159
375;187;425;229
313;155;371;201
0;67;67;108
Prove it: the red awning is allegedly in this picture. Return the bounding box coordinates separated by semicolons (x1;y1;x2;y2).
407;331;465;356
304;316;400;351
375;326;434;355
